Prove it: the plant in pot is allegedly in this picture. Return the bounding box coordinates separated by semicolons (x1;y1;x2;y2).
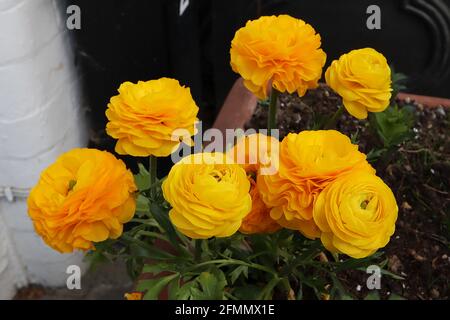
26;14;448;300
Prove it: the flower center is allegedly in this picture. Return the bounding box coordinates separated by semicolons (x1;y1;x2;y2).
360;195;374;210
68;180;77;193
210;169;227;182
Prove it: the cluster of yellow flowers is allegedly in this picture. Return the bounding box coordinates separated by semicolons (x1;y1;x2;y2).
28;78;200;252
231;15;392;119
162;131;397;259
27;14;398;259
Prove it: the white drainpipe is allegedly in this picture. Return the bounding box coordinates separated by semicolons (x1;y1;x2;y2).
0;0;88;298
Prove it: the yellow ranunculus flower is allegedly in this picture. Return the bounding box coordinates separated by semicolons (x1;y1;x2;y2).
258;130;375;239
230;15;326;99
325;48;392;119
228;134;281;234
313;170;398;258
228;133;279;176
162;153;252;239
239;178;281;235
27;149;137;253
106;78;199;157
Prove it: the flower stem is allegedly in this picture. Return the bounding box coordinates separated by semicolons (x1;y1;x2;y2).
195;239;202;262
324;105;345;130
268;88;280;135
149;156;157;197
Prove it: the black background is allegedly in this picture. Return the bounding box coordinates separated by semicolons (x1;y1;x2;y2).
65;0;450;172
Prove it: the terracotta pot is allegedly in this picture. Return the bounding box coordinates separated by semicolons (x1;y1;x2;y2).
213;79;450;133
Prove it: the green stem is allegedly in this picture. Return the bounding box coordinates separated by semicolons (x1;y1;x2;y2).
188;259;277;276
268;88;280;135
195;239;202;262
324;105;345;130
149;156;157;197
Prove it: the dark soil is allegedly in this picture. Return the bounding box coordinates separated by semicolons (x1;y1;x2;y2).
246;84;450;300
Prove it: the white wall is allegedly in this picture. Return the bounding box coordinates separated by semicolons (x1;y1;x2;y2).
0;0;88;299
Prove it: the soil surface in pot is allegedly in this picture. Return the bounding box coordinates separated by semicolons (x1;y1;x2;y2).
246;85;450;300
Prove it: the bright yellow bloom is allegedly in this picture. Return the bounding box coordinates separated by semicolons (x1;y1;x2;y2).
230;15;326;99
228;134;281;234
258;130;375;239
27;149;137;253
106;78;199;157
313;170;398;258
325;48;392;119
162;153;252;239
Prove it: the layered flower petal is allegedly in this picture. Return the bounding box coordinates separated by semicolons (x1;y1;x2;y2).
106;78;199;157
228;134;281;234
313;170;398;258
27;149;137;253
325;48;392;119
230;15;326;99
258;130;375;239
162;153;252;239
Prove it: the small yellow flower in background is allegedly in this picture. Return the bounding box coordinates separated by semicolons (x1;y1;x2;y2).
106;77;199;157
313;170;398;258
228;133;279;176
27;149;137;253
258;130;375;239
240;179;281;235
228;134;281;234
230;15;327;99
162;153;252;239
124;292;143;300
325;48;392;119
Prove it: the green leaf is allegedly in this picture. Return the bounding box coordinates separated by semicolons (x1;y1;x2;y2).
191;271;227;300
167;278;180;300
135;194;150;215
127;240;175;260
177;280;198;300
257;277;281;300
371;105;415;148
380;269;405;280
391;68;408;97
142;262;176;275
335;252;383;272
230;265;248;284
149;203;180;248
364;291;381;300
232;285;261;300
137;273;179;300
134;163;151;191
330;275;354;300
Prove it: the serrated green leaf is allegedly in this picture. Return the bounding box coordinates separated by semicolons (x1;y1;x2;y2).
134;163;151;191
135;194;150;215
191;271;227;300
137;273;179;300
230;265;248;284
177;281;198;300
372;105;414;148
